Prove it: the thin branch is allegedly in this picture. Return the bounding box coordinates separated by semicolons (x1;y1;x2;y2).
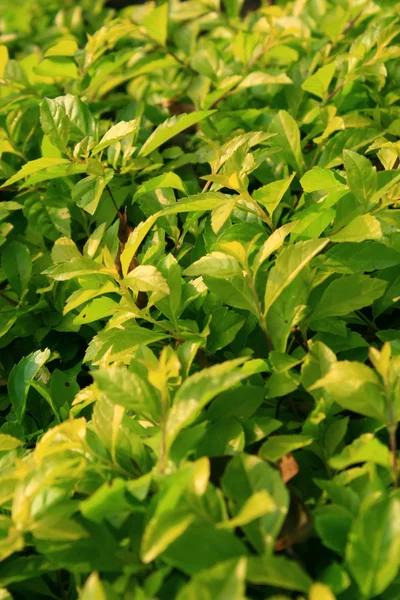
342;8;364;35
389;422;398;488
202;179;212;193
139;27;197;75
243;190;275;231
106;184;122;217
0;290;18;306
324;82;345;103
167;48;197;75
385;377;398;488
56;571;67;600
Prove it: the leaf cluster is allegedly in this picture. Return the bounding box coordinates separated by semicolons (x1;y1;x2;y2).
1;0;400;598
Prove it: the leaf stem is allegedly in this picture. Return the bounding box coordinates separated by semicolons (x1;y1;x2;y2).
139;28;197;75
355;310;378;331
385;379;398;488
106;184;122;217
56;571;67;600
202;179;212;193
159;388;169;474
0;290;18;306
324;82;345;103
389;421;398;488
242;190;275;231
342;8;364;35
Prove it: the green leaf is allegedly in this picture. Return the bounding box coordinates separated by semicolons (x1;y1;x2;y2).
163;193;229;214
218;490;276;529
40;97;70;154
310;361;387;421
84;322;168;364
7;349;51;424
301;63;336;100
222;453;289;552
22;192;71;241
0;45;8;79
223;0;244;18
247;555;312;593
80;572;119;600
0;433;23;451
49;369;79;419
329;434;392;470
43;257;104;280
203;274;258;314
141;459;209;563
314;504;352;555
1;241;31;297
143;2;169;46
264;239;328;316
253;173;295;217
346;494;400;598
155;254;182;323
253;222;297;273
134;172;187;197
139;111;215;157
313;576;346;598
91;119;138;155
72;171;114;215
238;71;292;88
29;378;60;422
269;110;305;173
184;252;242;278
93;364;161;422
120;214;160;277
51;237;81;262
1;158;70;188
166;358;252;449
64;281;118;315
162;523;247;575
207;308;246;354
331;214;382;243
44;39;78;58
53;94;96;141
265;370;299;398
73;297;118;325
300;166;343;192
207;385;267;420
266;271;310;351
320;242;400;274
35;57;78;79
176;558;247;600
309;274;387;321
0;556;58;587
259;435;313;462
343;150;377;209
80;479;131;524
124;265;169;303
142;511;195;564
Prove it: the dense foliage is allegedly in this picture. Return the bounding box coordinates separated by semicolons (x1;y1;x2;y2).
1;0;400;597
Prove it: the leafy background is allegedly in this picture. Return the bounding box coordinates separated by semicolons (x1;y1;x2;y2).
1;0;400;598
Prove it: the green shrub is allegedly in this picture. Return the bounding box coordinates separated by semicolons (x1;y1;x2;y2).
1;0;400;598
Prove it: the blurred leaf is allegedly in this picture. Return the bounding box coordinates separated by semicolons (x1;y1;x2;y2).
346;494;400;598
270;110;305;174
2;241;31;297
8;349;51;424
302;64;336;100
